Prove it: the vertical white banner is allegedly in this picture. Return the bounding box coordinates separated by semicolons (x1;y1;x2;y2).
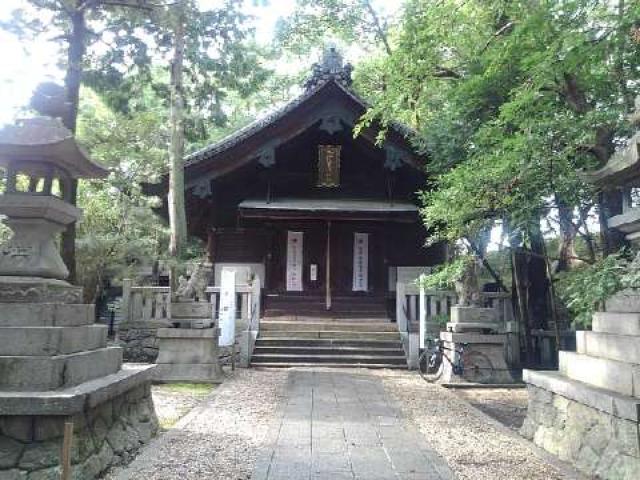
218;269;236;347
286;231;304;291
352;233;369;291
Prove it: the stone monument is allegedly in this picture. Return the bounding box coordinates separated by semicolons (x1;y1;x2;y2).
521;99;640;479
0;89;157;479
440;257;513;383
154;261;223;383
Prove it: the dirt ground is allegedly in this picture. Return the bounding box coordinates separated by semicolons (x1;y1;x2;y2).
452;387;529;430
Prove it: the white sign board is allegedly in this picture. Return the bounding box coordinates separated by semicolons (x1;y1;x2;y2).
310;264;318;281
218;269;236;347
286;231;303;291
352;232;369;291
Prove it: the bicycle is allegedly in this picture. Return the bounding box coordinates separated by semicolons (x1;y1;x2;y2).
418;337;495;383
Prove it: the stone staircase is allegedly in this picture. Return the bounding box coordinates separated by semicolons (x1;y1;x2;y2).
263;294;390;320
522;293;640;479
251;319;407;368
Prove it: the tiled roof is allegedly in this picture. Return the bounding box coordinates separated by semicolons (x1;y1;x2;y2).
184;78;416;168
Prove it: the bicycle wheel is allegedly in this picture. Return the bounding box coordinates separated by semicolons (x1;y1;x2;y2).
418;349;445;383
461;351;495;384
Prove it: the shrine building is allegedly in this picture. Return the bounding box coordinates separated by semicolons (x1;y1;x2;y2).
152;47;445;319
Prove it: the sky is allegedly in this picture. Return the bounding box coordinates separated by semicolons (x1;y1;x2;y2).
0;0;304;125
0;1;402;126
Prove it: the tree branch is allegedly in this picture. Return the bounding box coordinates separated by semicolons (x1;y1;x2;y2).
480;21;515;53
361;0;392;55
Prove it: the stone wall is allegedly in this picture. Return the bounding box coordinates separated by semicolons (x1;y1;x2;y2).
521;385;640;479
0;383;158;480
117;324;163;363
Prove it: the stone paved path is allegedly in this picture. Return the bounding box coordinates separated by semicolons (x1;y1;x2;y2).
252;370;455;480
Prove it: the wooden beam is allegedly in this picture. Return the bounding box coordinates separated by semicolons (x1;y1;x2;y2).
326;220;332;311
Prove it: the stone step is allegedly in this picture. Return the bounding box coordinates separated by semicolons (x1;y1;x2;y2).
254;338;402;349
0;324;107;356
251;362;407;369
251;353;407;365
523;369;640;422
264;309;388;318
258;330;401;341
558;351;640;398
576;330;640;364
253;346;405;356
263;315;391;323
0;303;95;327
604;289;640;313
260;321;397;332
592;312;640;336
0;346;123;391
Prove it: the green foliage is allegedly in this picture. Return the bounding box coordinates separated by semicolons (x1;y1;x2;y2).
276;0;393;54
75;89;169;301
419;256;473;290
556;251;640;328
355;0;639;246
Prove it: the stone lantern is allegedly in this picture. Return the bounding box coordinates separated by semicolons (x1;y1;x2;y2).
0;116;107;289
0;102;158;479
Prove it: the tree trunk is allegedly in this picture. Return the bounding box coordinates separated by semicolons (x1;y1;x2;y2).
527;222;551;331
599;189;627;256
554;196;578;273
167;4;188;258
60;6;87;283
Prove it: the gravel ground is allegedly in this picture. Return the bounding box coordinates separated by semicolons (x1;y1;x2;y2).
106;367;586;480
106;369;289;480
375;370;586;480
452;387;529;430
152;383;215;430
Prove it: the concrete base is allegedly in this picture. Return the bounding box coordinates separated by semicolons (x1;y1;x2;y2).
439;332;514;384
0;277;83;304
155;327;223;383
522;370;640;479
154;363;223;383
448;306;499;333
0;365;158;479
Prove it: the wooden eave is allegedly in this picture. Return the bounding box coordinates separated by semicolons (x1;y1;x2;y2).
143;80;423;196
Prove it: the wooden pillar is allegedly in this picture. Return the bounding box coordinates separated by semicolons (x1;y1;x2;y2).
207;229;216;264
325;220;332;311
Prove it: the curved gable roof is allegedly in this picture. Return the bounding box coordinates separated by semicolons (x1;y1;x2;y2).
182;78;422;184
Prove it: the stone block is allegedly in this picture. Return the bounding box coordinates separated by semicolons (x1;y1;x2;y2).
577;331;640;364
0;347;123;392
605;289;640;313
170;302;211;318
593;312;640;336
0;304;93;328
18;441;59;471
522;381;640;480
0;278;82;305
156;328;220;364
446;321;501;333
559;351;640;398
0;469;27;480
153;363;223;383
0;437;24;469
523;369;640;422
0;325;107;356
450;306;496;323
440;331;507;344
62;347;123;389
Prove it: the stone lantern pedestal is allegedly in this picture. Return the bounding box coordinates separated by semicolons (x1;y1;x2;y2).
439;305;513;384
0;113;158;479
